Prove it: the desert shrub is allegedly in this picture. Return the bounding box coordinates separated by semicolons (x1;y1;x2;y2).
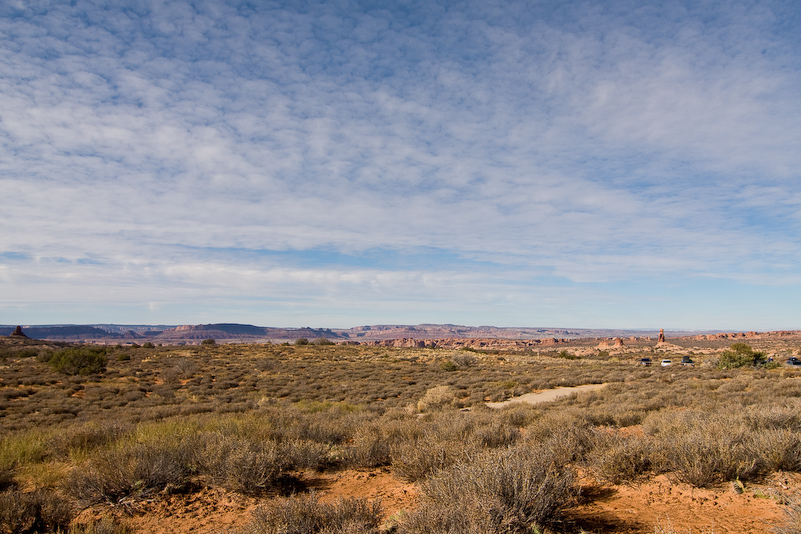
523;411;594;465
48;346;108;375
644;411;762;486
469;421;520;449
312;337;335;346
67;440;190;504
398;445;577;534
500;404;540;428
439;360;458;372
241;493;382;534
294;338;309;346
751;428;801;472
391;437;477;482
416;386;458;413
201;338;216;345
193;432;286;494
0;489;74;534
142;342;155;349
346;426;393;468
588;430;654;484
717;343;767;369
69;516;134;534
452;353;477;368
282;438;332;470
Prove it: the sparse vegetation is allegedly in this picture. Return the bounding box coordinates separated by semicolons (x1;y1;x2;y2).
2;334;801;532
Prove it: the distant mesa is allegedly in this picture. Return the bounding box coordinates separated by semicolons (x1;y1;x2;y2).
9;326;27;338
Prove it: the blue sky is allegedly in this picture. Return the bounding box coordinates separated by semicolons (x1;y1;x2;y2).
1;0;800;330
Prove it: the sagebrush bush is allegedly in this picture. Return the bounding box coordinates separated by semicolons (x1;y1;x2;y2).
391;437;476;482
67;440;190;504
240;493;382;534
346;426;393;468
69;516;133;534
399;445;577;534
191;432;285;494
588;430;654;484
644;411;762;486
416;386;458;413
0;489;74;534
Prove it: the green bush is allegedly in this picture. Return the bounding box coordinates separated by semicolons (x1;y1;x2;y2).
439;360;458;372
717;343;767;369
48;346;108;375
556;350;576;360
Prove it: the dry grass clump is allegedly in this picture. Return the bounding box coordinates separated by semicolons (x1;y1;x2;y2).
69;516;133;534
398;444;577;534
239;493;382;534
775;498;801;534
415;386;459;413
0;488;73;534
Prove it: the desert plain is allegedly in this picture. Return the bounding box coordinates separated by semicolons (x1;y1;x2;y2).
2;327;801;533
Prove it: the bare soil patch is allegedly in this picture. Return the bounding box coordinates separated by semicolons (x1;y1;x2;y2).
486;383;608;408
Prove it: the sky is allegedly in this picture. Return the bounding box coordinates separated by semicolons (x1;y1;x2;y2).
1;0;800;330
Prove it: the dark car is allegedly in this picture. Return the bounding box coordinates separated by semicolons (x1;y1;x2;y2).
786;357;801;366
681;356;694;366
637;358;652;366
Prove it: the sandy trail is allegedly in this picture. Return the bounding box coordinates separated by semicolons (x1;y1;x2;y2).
486;383;607;408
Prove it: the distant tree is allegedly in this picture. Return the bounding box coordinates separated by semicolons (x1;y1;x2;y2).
48;346;108;375
201;338;216;346
294;338;309;346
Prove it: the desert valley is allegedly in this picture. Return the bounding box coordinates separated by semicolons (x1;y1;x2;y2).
2;325;801;533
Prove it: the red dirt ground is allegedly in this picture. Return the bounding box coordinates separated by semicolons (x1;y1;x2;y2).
73;469;800;533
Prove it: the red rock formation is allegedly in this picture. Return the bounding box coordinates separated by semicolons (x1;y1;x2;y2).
9;326;27;338
658;329;666;343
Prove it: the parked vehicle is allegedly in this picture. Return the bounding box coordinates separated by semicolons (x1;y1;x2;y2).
661;359;672;367
681;356;694;366
637;357;652;366
786;357;801;366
